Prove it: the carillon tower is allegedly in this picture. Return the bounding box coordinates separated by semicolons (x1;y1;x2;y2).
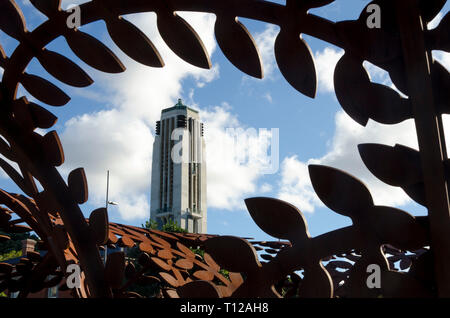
150;99;207;233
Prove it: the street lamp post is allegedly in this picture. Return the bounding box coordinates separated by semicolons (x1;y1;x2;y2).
104;170;118;264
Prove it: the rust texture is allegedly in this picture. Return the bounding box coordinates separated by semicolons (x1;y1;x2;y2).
0;0;449;297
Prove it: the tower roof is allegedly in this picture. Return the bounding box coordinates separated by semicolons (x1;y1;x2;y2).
162;98;199;114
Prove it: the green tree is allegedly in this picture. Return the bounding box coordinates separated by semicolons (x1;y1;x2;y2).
0;250;22;261
0;231;38;255
142;218;187;233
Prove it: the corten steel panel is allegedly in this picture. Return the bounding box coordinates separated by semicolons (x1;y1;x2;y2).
0;0;448;297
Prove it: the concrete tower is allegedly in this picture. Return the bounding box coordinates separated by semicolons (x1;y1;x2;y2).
150;99;207;233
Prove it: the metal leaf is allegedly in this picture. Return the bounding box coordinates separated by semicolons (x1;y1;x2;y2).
0;0;26;40
65;30;126;73
104;252;125;289
106;16;164;68
334;54;371;126
245;197;309;243
174;258;193;270
37;49;93;87
215;16;263;78
358;143;422;187
29;0;60;16
28;102;58;129
42;130;64;166
309;165;373;220
68;168;88;204
20;73;70;106
364;83;412;125
419;0;446;22
299;263;333;298
275;28;317;98
204;236;260;273
193;270;214;281
0;158;32;197
12;97;34;130
177;280;221;298
159;272;179;287
157;11;211;69
381;271;432;297
369;206;428;250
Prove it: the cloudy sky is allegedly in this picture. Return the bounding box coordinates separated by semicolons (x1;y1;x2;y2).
0;0;449;240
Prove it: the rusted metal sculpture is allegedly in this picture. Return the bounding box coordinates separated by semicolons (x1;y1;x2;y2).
0;0;449;298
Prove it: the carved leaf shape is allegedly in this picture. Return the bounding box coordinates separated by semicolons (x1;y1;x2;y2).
157;249;173;260
28;102;58;129
12;97;34;130
159;272;179;287
118;235;134;248
20;73;70;106
403;183;427;207
215;16;262;78
193;270;215;281
139;242;155;255
65;30;125;73
177;280;220;298
151;257;172;271
419;0;446;22
370;206;428;250
174;258;193;270
334;54;370;126
37;49;93;87
358;143;422;187
0;158;32;197
299;263;333;298
203;253;220;272
53;224;69;250
42;130;64;166
309;165;373;220
105;252;125;289
176;242;195;259
275;28;317;98
29;0;60;17
125;262;136;279
68;167;88;204
364;83;412;124
245;197;309;243
381;271;432;297
0;0;26;40
204;236;260;273
89;208;109;245
157;11;211;69
106;17;164;68
138;252;151;267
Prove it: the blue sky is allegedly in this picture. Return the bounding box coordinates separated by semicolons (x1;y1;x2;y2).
0;0;449;241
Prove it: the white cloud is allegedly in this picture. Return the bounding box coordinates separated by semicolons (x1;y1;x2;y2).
428;12;443;29
263;92;273;103
278;111;419;213
253;24;279;80
200;105;276;211
314;47;344;92
433;51;450;70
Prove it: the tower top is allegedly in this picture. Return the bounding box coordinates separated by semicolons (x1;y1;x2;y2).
162;98;199;114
